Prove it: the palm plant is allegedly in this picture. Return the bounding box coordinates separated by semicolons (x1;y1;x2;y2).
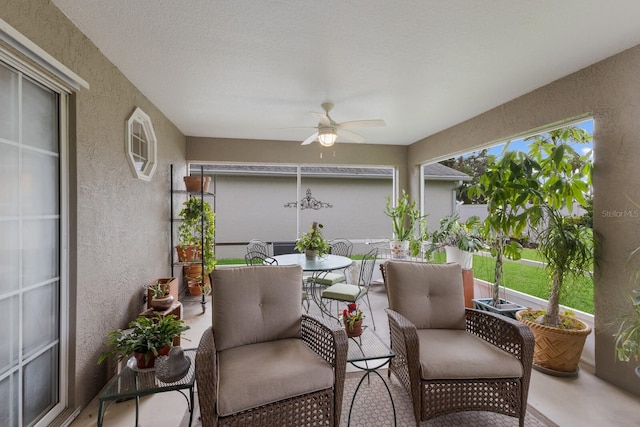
536;209;594;327
469;150;542;305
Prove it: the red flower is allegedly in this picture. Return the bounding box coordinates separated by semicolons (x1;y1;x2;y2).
347;303;357;312
343;309;348;317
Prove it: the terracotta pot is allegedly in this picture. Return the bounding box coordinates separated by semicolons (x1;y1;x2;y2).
344;319;363;338
188;282;202;296
176;245;201;262
183;175;211;192
134;345;171;369
516;310;591;376
183;263;203;280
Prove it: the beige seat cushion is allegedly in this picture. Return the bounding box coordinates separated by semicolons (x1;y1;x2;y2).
217;338;334;416
212;265;303;351
385;261;466;330
313;272;346;285
417;329;523;380
321;283;365;302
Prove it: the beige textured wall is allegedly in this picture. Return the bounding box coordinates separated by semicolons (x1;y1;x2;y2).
408;45;640;396
1;0;186;408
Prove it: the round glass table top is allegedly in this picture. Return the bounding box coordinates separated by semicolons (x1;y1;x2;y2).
272;253;352;271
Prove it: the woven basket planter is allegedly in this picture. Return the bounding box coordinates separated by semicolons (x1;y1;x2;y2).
516;310;591;376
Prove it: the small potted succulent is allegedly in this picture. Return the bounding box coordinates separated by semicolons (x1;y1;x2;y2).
146;279;176;311
97;314;189;369
295;222;330;260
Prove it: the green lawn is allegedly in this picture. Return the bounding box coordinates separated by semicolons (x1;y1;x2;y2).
432;251;594;314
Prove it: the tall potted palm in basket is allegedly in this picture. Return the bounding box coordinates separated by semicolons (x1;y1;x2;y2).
515;126;595;376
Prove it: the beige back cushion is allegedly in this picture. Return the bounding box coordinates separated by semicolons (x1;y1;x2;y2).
385;261;465;330
212;265;303;351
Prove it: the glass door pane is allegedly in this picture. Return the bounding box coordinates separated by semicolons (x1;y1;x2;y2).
0;61;61;426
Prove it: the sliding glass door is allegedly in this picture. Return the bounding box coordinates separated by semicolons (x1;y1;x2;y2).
0;60;65;426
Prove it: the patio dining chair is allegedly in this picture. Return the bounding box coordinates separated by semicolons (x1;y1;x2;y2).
196;265;348;426
246;239;269;257
383;260;534;427
313;238;354;287
320;247;379;329
244;250;278;266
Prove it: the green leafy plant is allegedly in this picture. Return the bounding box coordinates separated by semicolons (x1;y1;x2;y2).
295;222;330;257
528;126;594;328
178;195;216;274
429;213;483;253
384;191;422;241
469;150;541;305
342;302;364;331
614;290;640;362
97;314;189;365
146;280;171;298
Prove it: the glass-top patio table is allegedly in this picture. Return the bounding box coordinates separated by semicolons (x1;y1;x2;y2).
272;253;352;315
97;348;197;427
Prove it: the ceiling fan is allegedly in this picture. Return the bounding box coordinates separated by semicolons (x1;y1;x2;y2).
300;102;385;147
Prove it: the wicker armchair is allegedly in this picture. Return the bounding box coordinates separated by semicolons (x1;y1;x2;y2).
382;260;534;427
195;265;348;426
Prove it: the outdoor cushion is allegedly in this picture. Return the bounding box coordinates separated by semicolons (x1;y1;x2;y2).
212;265;303;351
313;272;346;285
385;261;466;330
217;338;334;416
417;329;523;380
321;282;366;302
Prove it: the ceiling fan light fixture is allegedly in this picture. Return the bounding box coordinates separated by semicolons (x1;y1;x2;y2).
318;127;337;147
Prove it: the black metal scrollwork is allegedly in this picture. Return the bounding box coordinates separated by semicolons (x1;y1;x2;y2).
284;188;333;210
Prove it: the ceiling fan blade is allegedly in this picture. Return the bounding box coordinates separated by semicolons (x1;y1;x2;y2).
338;119;386;129
336;128;365;143
312;113;331;127
301;132;318;145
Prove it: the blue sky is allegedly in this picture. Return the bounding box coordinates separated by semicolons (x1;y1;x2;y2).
484;119;594;158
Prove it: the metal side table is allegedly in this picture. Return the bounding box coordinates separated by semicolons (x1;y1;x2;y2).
346;327;396;427
97;348;197;427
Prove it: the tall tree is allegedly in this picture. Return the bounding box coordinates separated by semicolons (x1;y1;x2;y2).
440;149;490;204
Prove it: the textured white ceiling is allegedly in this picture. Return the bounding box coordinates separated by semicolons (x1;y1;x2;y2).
53;0;640;146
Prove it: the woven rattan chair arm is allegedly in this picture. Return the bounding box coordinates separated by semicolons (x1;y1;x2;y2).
465;308;535;364
195;327;218;426
301;314;348;367
385;307;422;418
301;314;348;427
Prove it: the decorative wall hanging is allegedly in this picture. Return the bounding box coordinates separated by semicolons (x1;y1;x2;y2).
284;188;333;210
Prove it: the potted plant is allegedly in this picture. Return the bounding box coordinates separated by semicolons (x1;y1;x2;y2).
342;302;364;337
514;125;594;376
384;190;422;258
614;289;640;379
146;279;176;311
97;314;189;369
468;150;540;316
429;213;482;270
295;222;330;259
177;195;216;287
